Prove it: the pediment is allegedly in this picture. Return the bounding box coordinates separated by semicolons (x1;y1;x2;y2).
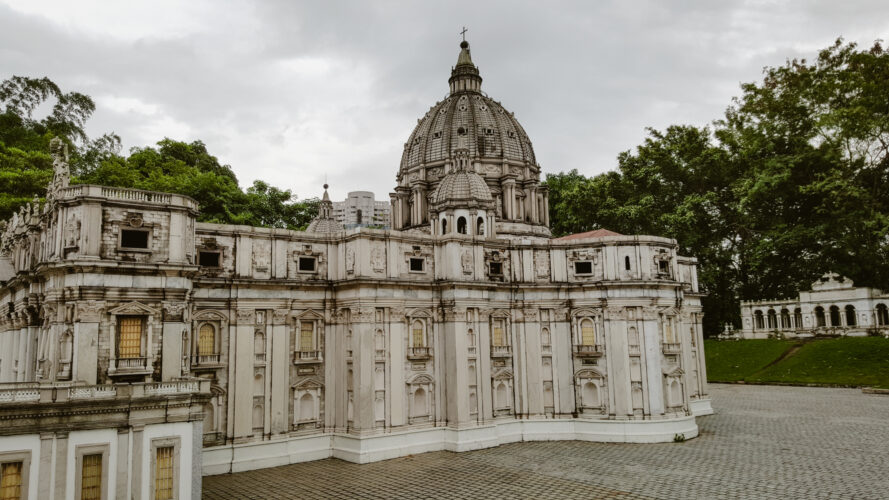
108;301;159;316
575;367;606;379
662;365;684;377
407;373;434;385
572;308;601;318
407;308;432;319
194;309;228;321
293;377;323;390
492;368;514;380
296;310;324;321
490;309;511;319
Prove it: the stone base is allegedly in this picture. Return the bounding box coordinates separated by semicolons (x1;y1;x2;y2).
690;398;714;416
202;415;699;475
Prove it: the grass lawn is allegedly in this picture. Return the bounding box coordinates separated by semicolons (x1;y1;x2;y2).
704;339;795;382
745;337;889;388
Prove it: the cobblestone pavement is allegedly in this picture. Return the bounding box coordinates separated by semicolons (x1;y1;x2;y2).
203;384;889;499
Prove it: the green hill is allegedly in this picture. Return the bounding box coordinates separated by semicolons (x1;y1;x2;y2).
704;337;889;388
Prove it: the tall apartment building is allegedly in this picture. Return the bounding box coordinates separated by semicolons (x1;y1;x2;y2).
331;191;390;229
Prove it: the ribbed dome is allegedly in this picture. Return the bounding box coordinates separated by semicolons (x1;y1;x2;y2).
306;184;344;234
399;94;537;176
431;168;494;210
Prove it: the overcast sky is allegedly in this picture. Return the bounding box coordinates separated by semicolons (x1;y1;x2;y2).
1;1;887;201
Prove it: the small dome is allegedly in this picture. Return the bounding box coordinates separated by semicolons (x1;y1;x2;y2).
431;168;493;210
306;218;344;233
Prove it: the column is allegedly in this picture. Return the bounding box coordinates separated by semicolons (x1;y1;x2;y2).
605;308;632;417
75;301;102;385
443;308;469;426
161;302;186;381
270;309;290;435
232;309;255;440
641;308;664;416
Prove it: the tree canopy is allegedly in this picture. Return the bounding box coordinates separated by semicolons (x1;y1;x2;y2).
546;39;889;335
0;76;317;228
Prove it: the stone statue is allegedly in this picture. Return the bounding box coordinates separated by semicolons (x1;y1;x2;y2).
48;137;70;199
461;250;473;275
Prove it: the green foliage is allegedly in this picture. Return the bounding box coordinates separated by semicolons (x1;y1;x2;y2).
0;75;318;230
546;39;889;335
706;338;889;388
704;339;796;382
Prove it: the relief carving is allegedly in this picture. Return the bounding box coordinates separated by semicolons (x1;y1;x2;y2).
345;247;355;273
63;212;81;248
371;245;385;273
273;309;290;324
461;250;473;275
535;251;550;278
162;302;187;322
77;301;105;323
252;240;270;272
236;309;255;324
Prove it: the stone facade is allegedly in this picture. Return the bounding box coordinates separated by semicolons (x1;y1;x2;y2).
0;40;711;497
739;272;889;339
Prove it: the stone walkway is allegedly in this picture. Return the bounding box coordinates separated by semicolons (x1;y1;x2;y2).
203;384;889;499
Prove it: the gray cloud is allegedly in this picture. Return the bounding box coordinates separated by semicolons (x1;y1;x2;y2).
1;0;887;201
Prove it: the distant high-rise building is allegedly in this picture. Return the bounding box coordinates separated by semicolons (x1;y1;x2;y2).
332;191;390;229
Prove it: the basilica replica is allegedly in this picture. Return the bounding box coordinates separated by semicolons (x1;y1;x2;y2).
0;40;710;499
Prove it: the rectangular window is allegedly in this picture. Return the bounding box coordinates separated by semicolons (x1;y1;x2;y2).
198;251;221;267
118;317;142;358
581;320;596;346
80;454;102;500
574;261;593;275
492;319;505;346
299;321;314;351
298;257;316;272
489;262;503;276
409;258;424;272
154;447;174;500
120;229;149;249
0;462;22;500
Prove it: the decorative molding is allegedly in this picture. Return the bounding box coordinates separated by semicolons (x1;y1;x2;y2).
162;302;187;322
236;309;255;325
76;301;105;323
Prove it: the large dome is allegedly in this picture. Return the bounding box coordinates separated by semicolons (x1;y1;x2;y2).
399;94;537;176
390;40;551;239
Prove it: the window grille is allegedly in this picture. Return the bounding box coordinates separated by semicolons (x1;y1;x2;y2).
198;324;215;356
412;321;425;347
581;319;595;345
155;447;174;500
492;319;506;346
300;321;314;351
81;454;102;500
118;317;142;358
0;462;23;500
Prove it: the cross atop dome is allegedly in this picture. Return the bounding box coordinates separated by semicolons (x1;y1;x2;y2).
449;37;481;94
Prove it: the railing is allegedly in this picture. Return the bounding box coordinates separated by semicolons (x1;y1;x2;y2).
628;345;641;356
68;385;117;400
192;354;221;366
0;387;40;403
662;343;682;354
57;184;198;209
490;345;513;358
375;349;386;360
254;353;267;364
111;357;149;372
407;347;432;360
293;351;322;363
573;344;604;357
467;346;477;356
144;381;202;396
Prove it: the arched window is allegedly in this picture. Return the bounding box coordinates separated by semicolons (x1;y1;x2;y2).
252;404;263;431
198;324;215;356
477;217;485;235
754;310;764;330
624;256;631;271
299;393;314;421
457;216;467;234
540;327;551;346
877;304;889;326
845;305;856;326
412;387;427;417
467;328;476;346
815;306;826;327
254;373;264;395
767;310;777;329
60;330;73;361
412;320;425;348
670;380;682;406
794;308;803;328
829;305;841;327
780;309;791;329
495;382;509;409
374;329;385;350
582;381;599;407
628;326;639;346
580;318;596;346
441;219;448;234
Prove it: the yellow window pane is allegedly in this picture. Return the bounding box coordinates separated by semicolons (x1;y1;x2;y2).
198;324;215;356
81;454;102;500
492;320;505;346
155;447;174;500
0;462;22;500
300;321;314;351
119;317;142;358
581;320;595;345
412;322;424;347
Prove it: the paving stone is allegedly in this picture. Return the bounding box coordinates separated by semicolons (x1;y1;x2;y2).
204;384;889;499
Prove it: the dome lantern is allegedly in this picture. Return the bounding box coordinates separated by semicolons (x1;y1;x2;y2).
449;40;482;94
